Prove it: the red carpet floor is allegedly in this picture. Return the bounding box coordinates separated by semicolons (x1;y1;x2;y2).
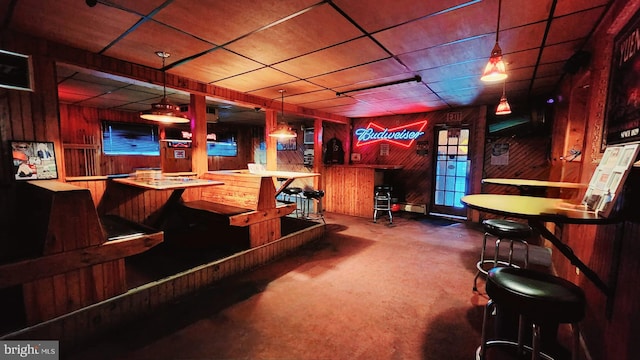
64;212;534;360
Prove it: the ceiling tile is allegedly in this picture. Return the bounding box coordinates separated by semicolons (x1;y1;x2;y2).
308;58;409;88
225;3;363;65
273;37;391;78
249;81;326;100
153;0;319;45
554;0;609;17
12;0;141;53
168;49;264;83
212;67;299;93
102;21;214;68
373;1;493;55
545;8;606;45
333;0;472;33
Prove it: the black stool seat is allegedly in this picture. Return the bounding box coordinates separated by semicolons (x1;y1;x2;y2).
283;187;303;195
375;185;393;192
487;267;585;324
483;219;532;239
303;190;324;199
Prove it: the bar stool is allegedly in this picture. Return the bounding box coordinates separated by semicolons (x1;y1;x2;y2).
302;189;325;223
477;267;586;360
473;219;532;292
281;187;304;218
373;185;393;224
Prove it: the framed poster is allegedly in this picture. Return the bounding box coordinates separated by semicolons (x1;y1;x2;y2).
0;49;34;92
603;9;640;147
10;140;58;180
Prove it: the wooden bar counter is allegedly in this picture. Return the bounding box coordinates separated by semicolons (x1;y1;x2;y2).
323;164;403;218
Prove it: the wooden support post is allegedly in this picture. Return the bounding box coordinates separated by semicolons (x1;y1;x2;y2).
265;109;278;171
191;94;208;177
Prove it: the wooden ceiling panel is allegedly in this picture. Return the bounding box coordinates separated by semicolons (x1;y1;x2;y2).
545;8;606;45
281;90;342;105
273;37;390;78
11;0;141;53
248;81;326;101
109;0;167;15
397;36;495;72
153;0;319;45
374;1;493;55
347;82;430;102
102;21;214;68
225;3;363;65
99;88;159;103
504;48;543;70
539;40;585;64
499;23;548;54
74;97;131;109
554;0;610;17
57;79;118;97
534;62;566;78
307;59;408;88
418;59;487;84
212;68;299;93
6;0;612;121
333;0;470;33
429;77;487;94
168;49;264;84
499;0;553;29
296;96;360;109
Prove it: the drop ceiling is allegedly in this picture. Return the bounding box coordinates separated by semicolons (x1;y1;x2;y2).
4;0;611;124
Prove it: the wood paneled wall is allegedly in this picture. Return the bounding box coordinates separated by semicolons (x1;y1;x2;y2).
60;104;161;176
0;54;60;263
545;1;640;359
350;107;484;210
482;135;552;196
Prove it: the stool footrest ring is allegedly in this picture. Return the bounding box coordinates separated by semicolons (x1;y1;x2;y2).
476;260;521;275
476;340;555;360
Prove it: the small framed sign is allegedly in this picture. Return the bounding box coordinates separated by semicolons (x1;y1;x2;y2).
0;49;34;92
10;140;58;180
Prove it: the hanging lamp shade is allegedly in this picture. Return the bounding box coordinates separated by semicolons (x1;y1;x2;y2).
495;95;512;115
481;43;508;82
269;89;296;139
480;0;508;82
140;51;189;124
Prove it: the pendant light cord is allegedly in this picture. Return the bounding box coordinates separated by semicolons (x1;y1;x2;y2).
162;54;167;99
495;0;502;44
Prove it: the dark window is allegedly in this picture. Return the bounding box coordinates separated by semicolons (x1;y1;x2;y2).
102;121;160;156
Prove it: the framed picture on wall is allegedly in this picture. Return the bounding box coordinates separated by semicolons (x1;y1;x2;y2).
10;140;58;180
603;9;640;148
277;133;297;151
0;50;34;92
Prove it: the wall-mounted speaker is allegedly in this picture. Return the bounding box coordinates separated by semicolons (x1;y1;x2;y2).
564;51;591;74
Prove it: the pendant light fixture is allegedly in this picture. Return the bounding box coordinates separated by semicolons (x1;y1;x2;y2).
268;89;297;139
140;51;189;123
480;0;508;82
495;81;512;115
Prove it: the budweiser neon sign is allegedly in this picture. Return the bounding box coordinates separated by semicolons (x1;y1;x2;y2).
354;120;427;148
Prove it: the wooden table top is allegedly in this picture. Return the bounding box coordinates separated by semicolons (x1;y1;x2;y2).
113;177;223;190
208;170;320;179
461;194;611;224
482;178;587;189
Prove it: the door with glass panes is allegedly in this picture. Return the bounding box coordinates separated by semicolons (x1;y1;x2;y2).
431;127;470;218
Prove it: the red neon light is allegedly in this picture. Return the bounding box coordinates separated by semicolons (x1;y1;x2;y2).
354;120;427;148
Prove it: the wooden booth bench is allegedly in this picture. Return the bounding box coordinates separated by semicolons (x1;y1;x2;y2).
181;171;297;248
0;180;163;325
